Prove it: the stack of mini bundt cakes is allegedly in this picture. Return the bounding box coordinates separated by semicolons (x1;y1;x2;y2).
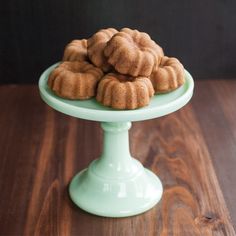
48;28;185;109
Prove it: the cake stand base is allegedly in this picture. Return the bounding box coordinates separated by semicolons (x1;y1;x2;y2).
69;122;163;217
69;163;163;217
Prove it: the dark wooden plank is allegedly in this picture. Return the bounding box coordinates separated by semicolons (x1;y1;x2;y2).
191;79;236;228
0;85;47;235
0;83;235;235
132;106;235;235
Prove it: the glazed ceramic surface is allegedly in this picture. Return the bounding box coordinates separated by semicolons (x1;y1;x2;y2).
38;63;194;217
39;62;194;122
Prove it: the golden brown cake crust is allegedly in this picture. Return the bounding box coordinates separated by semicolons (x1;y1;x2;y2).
96;73;154;110
150;56;185;93
47;28;187;108
63;39;88;62
87;28;118;72
48;61;103;100
104;28;164;77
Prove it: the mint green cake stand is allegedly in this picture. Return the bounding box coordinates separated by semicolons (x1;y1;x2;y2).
38;63;194;217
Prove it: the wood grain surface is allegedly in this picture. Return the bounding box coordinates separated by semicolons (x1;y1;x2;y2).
0;81;236;236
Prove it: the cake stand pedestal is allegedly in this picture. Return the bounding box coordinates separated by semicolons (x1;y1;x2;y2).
39;63;194;217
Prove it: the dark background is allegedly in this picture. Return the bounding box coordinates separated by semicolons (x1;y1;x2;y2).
1;0;236;84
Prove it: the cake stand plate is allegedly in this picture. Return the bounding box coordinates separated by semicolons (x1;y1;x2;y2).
39;63;194;217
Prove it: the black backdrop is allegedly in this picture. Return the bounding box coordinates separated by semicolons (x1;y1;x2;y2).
1;0;236;83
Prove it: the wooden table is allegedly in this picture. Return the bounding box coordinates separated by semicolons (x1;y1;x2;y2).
0;80;235;236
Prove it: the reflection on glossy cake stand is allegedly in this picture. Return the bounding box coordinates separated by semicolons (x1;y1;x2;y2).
38;63;194;217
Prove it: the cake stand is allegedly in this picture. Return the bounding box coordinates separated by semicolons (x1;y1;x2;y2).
38;63;194;217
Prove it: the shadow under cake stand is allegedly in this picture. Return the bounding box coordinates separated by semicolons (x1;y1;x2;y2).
39;63;194;217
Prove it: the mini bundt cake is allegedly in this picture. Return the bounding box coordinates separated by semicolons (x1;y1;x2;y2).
96;73;154;110
48;61;103;100
150;56;185;93
87;28;118;72
104;28;164;77
63;39;88;62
